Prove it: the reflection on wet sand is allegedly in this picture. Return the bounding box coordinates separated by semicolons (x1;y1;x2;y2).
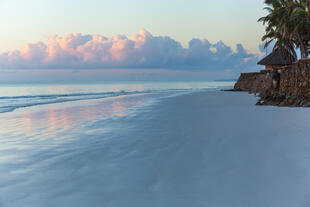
0;94;146;141
112;101;126;117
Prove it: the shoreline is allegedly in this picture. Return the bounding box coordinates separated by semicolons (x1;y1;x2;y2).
2;91;310;206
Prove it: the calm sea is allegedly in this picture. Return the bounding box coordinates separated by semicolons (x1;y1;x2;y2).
0;81;234;114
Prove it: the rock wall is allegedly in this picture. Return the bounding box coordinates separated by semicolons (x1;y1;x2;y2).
278;59;310;99
234;58;310;107
234;71;273;93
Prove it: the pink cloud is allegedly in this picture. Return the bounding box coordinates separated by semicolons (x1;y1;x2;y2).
0;29;259;72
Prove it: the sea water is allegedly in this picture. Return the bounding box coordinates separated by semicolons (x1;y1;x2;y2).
0;81;233;113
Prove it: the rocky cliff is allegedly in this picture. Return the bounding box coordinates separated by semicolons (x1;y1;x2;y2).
234;58;310;107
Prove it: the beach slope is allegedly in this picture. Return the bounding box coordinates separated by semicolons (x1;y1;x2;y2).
1;91;310;207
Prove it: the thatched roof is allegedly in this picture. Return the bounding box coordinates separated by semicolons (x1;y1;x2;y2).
257;49;295;65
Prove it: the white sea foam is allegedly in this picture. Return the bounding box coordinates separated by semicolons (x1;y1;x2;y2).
0;90;149;113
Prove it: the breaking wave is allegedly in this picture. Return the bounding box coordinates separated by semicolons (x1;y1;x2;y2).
0;90;156;113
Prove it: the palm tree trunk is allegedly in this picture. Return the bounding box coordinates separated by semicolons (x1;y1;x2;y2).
297;33;307;58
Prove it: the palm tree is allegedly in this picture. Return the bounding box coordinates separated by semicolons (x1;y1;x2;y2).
259;0;310;59
290;0;310;58
258;0;297;59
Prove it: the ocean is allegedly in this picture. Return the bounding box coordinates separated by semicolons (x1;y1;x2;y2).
0;81;233;113
1;81;310;207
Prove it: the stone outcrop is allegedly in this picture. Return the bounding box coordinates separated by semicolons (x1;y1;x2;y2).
234;58;310;107
234;70;273;93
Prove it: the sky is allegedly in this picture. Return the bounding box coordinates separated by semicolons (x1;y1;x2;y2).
0;0;267;81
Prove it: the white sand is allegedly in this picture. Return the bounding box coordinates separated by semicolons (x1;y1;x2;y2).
1;91;310;207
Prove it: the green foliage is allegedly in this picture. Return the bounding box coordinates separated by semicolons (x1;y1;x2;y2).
258;0;310;59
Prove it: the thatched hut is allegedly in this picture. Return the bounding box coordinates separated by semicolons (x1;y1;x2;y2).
258;49;296;70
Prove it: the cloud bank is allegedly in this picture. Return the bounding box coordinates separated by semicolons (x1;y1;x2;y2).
0;29;259;71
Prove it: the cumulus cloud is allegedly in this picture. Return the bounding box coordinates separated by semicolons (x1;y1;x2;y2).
0;29;259;71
